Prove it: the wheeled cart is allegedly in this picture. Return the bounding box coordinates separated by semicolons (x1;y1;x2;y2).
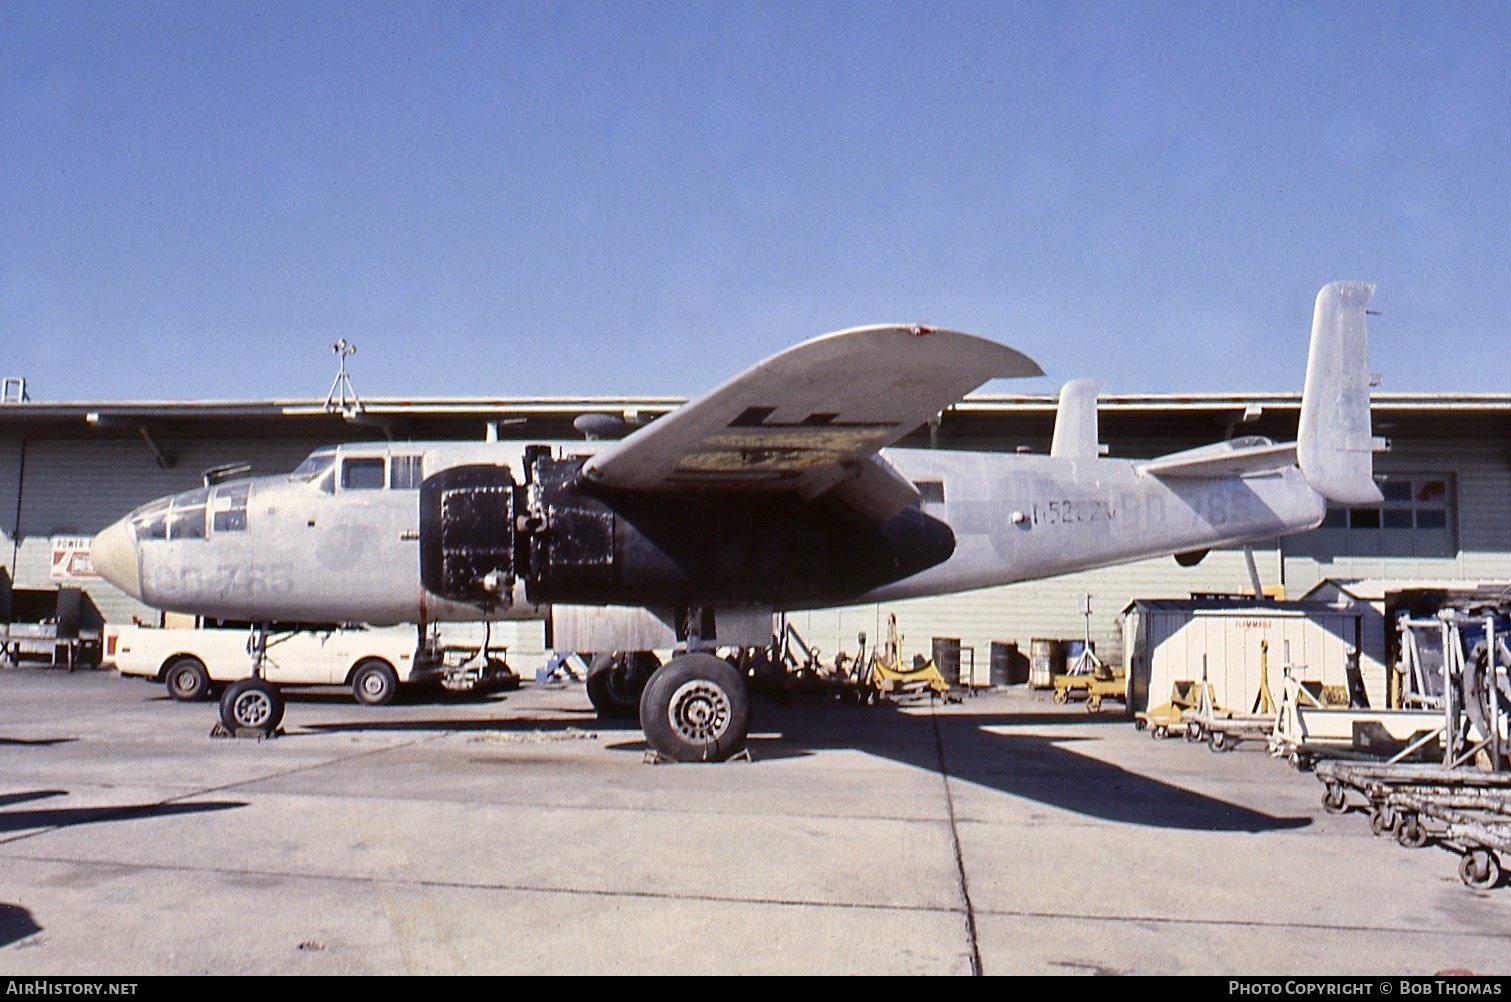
1317;760;1511;890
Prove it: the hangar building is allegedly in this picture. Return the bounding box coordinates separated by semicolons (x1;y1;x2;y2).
3;381;1509;682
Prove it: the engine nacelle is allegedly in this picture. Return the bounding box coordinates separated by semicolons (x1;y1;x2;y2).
419;464;519;612
523;454;955;609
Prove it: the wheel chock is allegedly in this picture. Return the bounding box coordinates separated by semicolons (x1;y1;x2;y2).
209;722;282;740
642;747;753;765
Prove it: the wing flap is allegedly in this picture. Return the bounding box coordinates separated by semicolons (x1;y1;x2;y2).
582;325;1041;493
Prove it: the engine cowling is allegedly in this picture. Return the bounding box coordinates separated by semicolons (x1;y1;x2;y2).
419;465;518;611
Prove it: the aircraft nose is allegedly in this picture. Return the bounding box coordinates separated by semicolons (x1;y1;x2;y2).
91;518;142;599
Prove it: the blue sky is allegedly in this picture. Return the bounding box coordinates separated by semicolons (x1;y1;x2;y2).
3;1;1508;403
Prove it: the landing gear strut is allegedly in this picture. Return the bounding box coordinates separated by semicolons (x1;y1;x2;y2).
216;623;284;738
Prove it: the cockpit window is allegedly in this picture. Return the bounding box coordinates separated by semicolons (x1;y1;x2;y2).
290;450;337;483
341;457;386;491
131;499;169;541
391;455;422;490
166;488;208;541
211;482;250;533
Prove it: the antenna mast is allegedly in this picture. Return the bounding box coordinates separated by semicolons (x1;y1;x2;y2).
324;339;363;415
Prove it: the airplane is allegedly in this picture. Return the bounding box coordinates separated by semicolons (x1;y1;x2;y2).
91;281;1385;763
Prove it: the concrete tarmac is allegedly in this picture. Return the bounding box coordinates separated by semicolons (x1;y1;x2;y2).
1;664;1507;976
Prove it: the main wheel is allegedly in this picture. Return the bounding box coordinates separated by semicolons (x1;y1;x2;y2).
165;656;211;702
219;678;285;735
1459;849;1502;890
639;653;751;763
587;651;660;718
352;659;398;706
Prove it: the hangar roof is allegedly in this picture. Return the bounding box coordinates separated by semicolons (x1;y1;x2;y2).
1;392;1510;456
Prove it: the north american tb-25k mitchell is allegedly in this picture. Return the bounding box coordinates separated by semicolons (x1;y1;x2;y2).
92;281;1385;762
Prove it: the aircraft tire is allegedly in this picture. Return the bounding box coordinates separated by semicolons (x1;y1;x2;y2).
352;659;398;706
165;656;211;702
219;678;285;735
587;651;659;718
639;653;750;763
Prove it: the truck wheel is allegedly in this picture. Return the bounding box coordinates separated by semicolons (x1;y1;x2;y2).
352;659;398;706
639;653;750;763
219;678;285;735
165;656;211;702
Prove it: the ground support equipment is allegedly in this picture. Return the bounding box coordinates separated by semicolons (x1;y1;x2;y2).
1051;666;1126;713
1316;760;1511;889
1308;607;1510;890
1135;680;1202;739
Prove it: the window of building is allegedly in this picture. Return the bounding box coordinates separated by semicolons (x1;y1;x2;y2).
1309;474;1455;558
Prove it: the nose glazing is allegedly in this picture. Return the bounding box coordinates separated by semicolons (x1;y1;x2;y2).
91;519;141;599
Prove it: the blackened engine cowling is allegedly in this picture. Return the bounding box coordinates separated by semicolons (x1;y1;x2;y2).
419;465;517;611
526;455;954;609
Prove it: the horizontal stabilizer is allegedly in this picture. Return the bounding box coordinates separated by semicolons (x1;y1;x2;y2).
1139;437;1298;480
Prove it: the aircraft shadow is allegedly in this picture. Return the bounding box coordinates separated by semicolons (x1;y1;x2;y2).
289;686;1304;833
744;691;1308;833
0;903;41;948
0;797;245;834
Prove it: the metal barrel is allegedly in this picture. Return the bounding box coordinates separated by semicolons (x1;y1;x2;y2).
990;641;1024;686
932;637;961;686
1029;638;1062;689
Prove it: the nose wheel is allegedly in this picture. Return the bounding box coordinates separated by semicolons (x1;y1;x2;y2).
218;678;285;737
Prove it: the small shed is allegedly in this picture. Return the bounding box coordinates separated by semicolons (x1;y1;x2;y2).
1122;597;1373;715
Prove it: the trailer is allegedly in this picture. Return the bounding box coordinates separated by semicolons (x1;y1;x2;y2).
1309;608;1510;890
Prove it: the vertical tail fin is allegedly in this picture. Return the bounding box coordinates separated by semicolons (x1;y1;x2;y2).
1297;281;1384;504
1050;378;1104;459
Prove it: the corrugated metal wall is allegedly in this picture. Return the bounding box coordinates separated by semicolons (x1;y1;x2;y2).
3;433;345;626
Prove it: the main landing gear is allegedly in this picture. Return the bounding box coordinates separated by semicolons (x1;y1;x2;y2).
586;651;661;718
638;653;752;764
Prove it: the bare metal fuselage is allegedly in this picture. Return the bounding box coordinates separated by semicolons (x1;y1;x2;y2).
93;439;1324;626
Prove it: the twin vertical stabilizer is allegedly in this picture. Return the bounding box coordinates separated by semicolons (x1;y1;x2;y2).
1050;379;1104;459
1297;281;1384;504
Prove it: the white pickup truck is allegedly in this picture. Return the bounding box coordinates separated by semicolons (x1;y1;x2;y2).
107;623;448;705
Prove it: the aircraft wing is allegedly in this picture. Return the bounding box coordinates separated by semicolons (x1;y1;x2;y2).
581;325;1042;506
1138;437;1299;480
